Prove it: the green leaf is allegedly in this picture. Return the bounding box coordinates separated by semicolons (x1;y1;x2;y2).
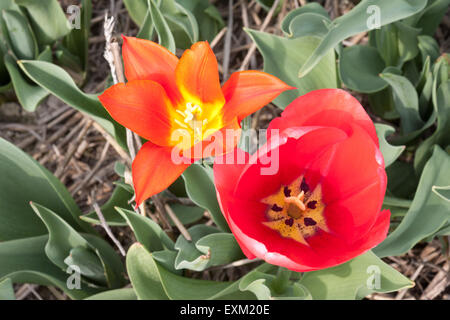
2;9;37;60
123;0;148;26
0;235;99;299
380;72;424;134
386;161;419;199
63;0;92;72
298;0;428;78
117;207;175;252
368;87;399;120
286;13;330;39
0;137;93;241
375;123;405;167
174;225;219;271
17;60;127;150
246;30;337;109
4;54;48;112
80;182;133;226
415;0;450;36
0;278;15;300
148;0;176;53
30;202;125;289
127;243;251;300
85;288;137;300
181;163;229;232
177;0;224;43
339;45;387;93
375;146;450;257
281;2;329;37
414;80;450;173
167;203;204;226
432;185;450;202
15;0;71;46
300;251;413;299
64;246;106;285
196;233;245;268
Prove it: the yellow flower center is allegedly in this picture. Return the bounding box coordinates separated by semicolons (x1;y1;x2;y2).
261;177;328;246
174;102;209;143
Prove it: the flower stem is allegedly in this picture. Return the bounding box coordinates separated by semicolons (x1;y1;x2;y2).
272;267;292;294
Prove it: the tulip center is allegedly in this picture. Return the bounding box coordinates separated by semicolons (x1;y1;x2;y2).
174;102;209;143
261;177;328;246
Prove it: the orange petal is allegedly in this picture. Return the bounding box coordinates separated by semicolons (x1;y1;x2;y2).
99;80;175;146
132;142;191;206
222;70;294;123
122;36;181;103
175;41;225;111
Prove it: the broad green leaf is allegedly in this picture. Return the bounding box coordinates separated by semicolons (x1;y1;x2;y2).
63;0;92;72
375;124;405;167
148;0;176;53
64;246;106;285
85;288;137;300
375;146;450;257
0;235;99;299
174;225;219;271
298;0;428;78
196;233;245;268
152;250;181;274
177;0;224;43
239;270;311;300
80;183;133;226
0;137;93;241
339;45;387;93
182;163;229;232
368;87;399;120
123;0;148;26
167;203;204;226
247;30;337;109
4;54;48;112
395;22;420;67
386;161;419;199
300;251;413;299
117;207;175;252
380;72;424;134
30;202;125;289
37;45;53;63
127;243;252;300
418;35;440;66
0;279;15;300
414;80;450;173
15;0;71;46
415;0;450;36
281;2;329;37
382;196;412;219
18;60;127;150
136;6;155;40
432;185;450;202
2;9;37;60
287;13;330;39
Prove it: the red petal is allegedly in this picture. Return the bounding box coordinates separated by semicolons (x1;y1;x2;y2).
222;70;294;123
99;80;176;146
268;88;378;146
132;142;191;206
122;36;181;103
175;41;225;113
317;125;385;204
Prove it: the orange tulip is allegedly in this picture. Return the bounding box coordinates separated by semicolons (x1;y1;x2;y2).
99;36;293;206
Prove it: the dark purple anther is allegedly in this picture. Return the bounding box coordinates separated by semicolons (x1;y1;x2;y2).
284;186;291;197
285;218;294;227
304;217;317;226
307;201;317;209
300;179;309;193
271;204;283;212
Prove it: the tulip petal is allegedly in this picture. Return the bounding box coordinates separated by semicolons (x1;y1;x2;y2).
99;80;179;146
122;36;181;103
268;88;378;145
222;70;294;123
175;41;225;118
132;142;191;206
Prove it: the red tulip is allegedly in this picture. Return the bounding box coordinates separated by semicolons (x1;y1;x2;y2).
214;89;390;271
99;37;293;206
